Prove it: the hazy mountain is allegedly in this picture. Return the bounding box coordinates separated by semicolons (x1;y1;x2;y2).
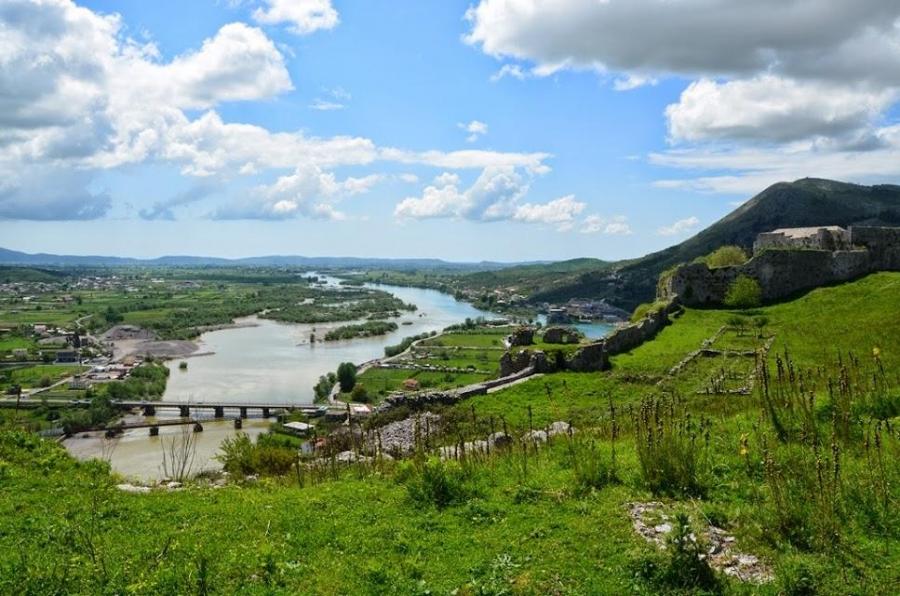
0;246;538;273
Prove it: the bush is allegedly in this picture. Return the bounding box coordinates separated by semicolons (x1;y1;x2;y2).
217;433;297;477
701;245;748;268
399;457;479;508
350;384;369;403
631;300;667;323
632;396;707;497
569;435;619;494
724;275;762;309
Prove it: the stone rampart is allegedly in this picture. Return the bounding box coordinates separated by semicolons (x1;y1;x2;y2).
661;225;900;306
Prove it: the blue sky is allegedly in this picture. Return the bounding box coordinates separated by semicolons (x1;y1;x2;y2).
2;1;900;261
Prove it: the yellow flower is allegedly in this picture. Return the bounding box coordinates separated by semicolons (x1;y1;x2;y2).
872;346;881;358
739;433;749;457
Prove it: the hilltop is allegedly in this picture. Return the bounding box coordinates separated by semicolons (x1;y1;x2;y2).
499;178;900;309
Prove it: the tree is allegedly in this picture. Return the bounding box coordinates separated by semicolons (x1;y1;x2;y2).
350;384;369;403
701;245;749;268
336;362;357;393
724;275;762;309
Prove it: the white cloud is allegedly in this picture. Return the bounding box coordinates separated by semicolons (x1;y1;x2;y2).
465;1;900;86
465;0;900;175
650;123;900;194
666;76;894;144
580;215;632;235
380;148;551;174
0;0;555;221
214;164;381;220
512;195;586;230
490;64;528;82
253;0;339;35
309;87;351;110
459;120;489;142
309;99;344;111
657;216;701;236
395;166;530;221
613;74;657;91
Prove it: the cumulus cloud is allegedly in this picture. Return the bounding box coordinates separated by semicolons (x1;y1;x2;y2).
580;215;632;235
466;0;900;178
394;167;529;221
253;0;339;35
657;216;701;236
459;120;488;142
666;76;895;144
0;0;555;221
465;0;900;85
512;195;585;230
213;165;380;220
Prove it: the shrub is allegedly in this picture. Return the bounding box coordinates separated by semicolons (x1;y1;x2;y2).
400;457;479;508
632;396;707;497
724;275;762;309
631;300;667;323
701;245;748;268
571;437;619;494
350;384;369;403
217;433;297;477
662;513;720;591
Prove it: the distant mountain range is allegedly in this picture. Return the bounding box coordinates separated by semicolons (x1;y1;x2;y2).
0;246;540;272
527;178;900;309
4;178;899;311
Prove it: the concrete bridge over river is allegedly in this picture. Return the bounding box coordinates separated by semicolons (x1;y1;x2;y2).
0;398;333;436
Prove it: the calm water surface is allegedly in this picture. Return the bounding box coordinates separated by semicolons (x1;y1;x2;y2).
66;281;613;480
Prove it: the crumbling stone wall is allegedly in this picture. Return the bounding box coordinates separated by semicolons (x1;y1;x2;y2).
542;326;583;344
851;226;900;270
508;326;535;346
661;225;900;306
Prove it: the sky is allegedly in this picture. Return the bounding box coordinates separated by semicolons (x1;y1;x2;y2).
2;0;900;262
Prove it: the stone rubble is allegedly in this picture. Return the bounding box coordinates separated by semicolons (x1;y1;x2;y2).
626;501;774;584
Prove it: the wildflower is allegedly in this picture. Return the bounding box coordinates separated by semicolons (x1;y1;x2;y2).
739;433;749;457
872;346;881;359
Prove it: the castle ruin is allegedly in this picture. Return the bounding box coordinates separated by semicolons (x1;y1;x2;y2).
660;226;900;306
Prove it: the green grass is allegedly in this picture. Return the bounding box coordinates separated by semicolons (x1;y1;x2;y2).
1;272;899;594
422;329;511;349
0;335;36;352
346;368;494;401
1;364;86;390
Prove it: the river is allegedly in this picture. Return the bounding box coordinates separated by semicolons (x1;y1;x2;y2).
64;280;613;480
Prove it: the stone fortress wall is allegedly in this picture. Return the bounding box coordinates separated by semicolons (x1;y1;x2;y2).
660;226;900;307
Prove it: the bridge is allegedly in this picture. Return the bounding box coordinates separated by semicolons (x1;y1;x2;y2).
0;398;329;420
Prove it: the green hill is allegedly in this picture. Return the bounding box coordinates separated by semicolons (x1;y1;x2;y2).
530;178;900;309
3;272;898;593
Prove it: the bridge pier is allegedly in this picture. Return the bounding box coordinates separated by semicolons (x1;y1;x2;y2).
193;422;203;433
239;406;248;419
234;418;242;429
142;405;156;416
262;407;270;418
179;406;190;417
214;406;225;418
149;426;159;437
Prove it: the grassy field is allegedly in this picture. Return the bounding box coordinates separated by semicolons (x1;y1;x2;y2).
1;273;898;594
0;364;86;391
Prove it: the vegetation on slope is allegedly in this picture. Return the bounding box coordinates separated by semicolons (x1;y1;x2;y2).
1;273;897;593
